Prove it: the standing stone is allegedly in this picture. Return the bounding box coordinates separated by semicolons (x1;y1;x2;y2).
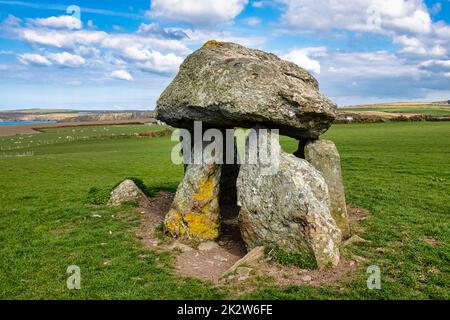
164;163;221;240
236;129;341;268
156;41;336;140
304;139;350;238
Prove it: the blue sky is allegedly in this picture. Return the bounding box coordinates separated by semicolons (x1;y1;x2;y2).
0;0;449;110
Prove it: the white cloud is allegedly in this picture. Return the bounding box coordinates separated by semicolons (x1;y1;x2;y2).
75;45;100;58
251;1;272;8
282;47;326;74
47;52;86;67
243;17;261;26
137;23;188;40
308;49;444;105
322;51;421;77
7;12;268;81
134;51;183;74
394;35;447;56
110;70;134;81
20;29;106;48
148;0;248;25
279;0;450;64
182;29;266;48
18;28;191;54
117;46;183;73
30;15;83;30
18;53;52;66
419;59;450;74
280;0;432;35
18;51;86;68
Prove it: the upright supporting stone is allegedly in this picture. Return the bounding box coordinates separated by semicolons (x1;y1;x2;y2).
237;129;341;268
304;139;350;238
164;163;221;240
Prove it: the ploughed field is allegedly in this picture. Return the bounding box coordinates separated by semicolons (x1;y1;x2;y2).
0;122;448;299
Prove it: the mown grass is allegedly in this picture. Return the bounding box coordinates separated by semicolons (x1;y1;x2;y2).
0;122;449;299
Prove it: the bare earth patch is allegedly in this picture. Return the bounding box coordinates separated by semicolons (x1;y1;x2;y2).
248;259;358;287
135;192;366;288
134;191;172;248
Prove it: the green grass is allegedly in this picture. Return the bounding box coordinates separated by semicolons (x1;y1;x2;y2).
341;104;450;116
0;122;449;299
0;124;163;151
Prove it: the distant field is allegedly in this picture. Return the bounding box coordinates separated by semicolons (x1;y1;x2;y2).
0;124;164;151
341;104;450;116
0;119;155;136
0;109;154;127
0;122;449;299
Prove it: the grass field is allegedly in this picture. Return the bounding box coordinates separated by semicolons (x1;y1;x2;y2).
340;104;450;116
0;122;449;299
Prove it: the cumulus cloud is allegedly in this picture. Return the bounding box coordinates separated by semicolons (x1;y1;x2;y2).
282;47;326;74
251;1;272;8
181;29;266;48
5;2;450;107
17;27;191;55
29;15;83;30
19;29;106;49
394;35;447;56
110;70;134;81
280;0;432;35
148;0;248;25
18;53;52;66
18;52;86;67
133;51;183;74
419;59;450;74
75;45;101;58
137;23;188;40
307;49;447;105
279;0;450;66
47;52;86;67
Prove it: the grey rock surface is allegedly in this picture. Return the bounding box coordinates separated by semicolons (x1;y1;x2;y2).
236;130;341;268
304;139;350;238
108;179;148;207
156;41;336;139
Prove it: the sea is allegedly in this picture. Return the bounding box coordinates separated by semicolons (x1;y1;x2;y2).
0;120;56;126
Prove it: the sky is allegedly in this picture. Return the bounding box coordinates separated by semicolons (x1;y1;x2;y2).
0;0;450;110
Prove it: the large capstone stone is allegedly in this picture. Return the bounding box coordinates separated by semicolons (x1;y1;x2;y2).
164;163;221;240
109;179;148;207
156;41;336;140
304;139;350;238
236;130;341;268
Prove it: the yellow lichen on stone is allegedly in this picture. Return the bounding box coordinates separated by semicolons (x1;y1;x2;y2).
165;167;220;240
164;209;185;237
202;40;223;49
193;175;214;202
184;212;219;240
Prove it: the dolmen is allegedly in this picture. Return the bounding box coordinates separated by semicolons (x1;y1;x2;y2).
155;41;350;268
